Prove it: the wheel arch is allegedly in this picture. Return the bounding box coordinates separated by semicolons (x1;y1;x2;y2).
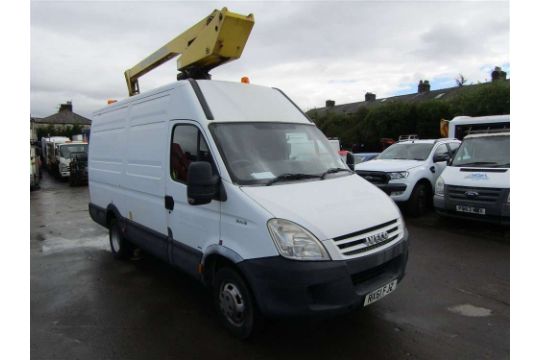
106;204;122;227
202;245;244;287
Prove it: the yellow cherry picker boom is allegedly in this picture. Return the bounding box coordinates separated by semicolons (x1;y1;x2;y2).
124;7;255;97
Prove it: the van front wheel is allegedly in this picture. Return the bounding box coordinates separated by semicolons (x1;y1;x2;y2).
213;267;261;339
109;219;133;260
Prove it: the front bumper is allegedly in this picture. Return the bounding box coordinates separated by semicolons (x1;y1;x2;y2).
434;194;510;225
238;232;409;318
377;183;407;195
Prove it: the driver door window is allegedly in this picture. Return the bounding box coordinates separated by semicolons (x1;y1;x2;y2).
170;125;215;183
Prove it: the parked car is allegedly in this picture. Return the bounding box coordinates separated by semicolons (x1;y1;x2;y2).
434;131;509;224
355;139;461;216
88;79;409;338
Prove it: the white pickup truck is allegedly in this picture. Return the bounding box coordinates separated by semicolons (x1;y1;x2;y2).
355;139;461;216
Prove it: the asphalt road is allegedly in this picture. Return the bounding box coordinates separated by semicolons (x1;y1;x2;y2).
31;172;509;360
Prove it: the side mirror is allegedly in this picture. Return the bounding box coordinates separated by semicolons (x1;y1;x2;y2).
433;153;449;163
187;162;219;205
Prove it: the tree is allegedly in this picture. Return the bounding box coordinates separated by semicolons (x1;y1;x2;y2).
455;73;467;87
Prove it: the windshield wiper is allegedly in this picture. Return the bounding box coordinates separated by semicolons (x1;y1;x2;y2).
494;162;510;168
266;173;320;186
320;168;353;179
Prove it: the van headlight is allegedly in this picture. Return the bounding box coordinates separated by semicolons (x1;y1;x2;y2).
435;177;445;196
267;219;330;261
388;171;408;180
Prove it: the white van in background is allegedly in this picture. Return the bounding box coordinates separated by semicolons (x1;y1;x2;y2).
56;142;89;179
88;79;409;338
448;114;509;140
434;130;510;224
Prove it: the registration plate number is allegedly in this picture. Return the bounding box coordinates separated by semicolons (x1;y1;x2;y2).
456;205;486;215
364;279;398;306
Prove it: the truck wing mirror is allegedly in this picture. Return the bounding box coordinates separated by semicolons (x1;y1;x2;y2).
346;152;355;170
433;153;449;163
187;162;219;205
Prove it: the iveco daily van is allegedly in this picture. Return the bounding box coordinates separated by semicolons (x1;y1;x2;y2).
88;79;409;337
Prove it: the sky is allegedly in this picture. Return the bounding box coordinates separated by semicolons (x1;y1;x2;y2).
30;0;509;118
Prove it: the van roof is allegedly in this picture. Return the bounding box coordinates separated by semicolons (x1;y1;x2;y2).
464;132;510;139
93;80;311;125
450;114;510;126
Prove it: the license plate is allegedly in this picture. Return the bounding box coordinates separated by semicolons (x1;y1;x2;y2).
456;205;486;215
364;279;398;306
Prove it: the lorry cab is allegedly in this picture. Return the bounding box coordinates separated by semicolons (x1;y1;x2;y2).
434;131;510;224
56;142;89;179
88;79;409;337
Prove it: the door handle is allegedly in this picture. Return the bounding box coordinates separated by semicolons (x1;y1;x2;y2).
165;195;174;211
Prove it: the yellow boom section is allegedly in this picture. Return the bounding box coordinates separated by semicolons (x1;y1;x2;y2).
124;7;255;96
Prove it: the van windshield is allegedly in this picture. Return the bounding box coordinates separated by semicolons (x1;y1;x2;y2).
452;134;509;168
210;122;349;185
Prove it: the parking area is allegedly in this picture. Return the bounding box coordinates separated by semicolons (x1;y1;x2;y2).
31;172;509;360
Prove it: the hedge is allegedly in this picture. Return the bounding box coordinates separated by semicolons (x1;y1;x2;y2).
308;80;510;151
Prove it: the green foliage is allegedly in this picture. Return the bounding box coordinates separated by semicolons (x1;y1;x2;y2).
36;124;84;140
449;80;510;117
311;81;510;150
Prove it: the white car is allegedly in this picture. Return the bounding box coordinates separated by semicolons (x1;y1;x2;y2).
355;139;461;216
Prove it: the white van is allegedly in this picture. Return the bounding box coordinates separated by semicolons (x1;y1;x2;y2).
448;114;509;140
434;131;510;224
88;79;409;337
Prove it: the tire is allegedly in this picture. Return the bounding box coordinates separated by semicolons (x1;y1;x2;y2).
109;219;133;260
213;267;262;339
407;182;430;217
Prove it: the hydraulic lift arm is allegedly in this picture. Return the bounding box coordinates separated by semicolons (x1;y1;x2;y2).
124;7;254;96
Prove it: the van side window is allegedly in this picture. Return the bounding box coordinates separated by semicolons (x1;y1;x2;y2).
170;125;215;183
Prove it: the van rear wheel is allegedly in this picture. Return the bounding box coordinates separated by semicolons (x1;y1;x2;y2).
109;219;133;259
213;267;261;339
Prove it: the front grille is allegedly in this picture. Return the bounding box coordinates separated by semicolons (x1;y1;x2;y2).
355;171;389;185
332;219;401;258
446;185;504;203
351;255;403;285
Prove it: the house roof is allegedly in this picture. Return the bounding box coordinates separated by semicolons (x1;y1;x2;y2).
34;109;91;126
307;80;509;118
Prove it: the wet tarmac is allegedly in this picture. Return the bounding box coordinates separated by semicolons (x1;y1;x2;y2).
31;171;509;359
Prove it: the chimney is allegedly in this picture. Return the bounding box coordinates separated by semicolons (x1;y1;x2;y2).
418;80;431;93
325;100;335;108
59;101;73;112
491;66;507;82
365;92;376;102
